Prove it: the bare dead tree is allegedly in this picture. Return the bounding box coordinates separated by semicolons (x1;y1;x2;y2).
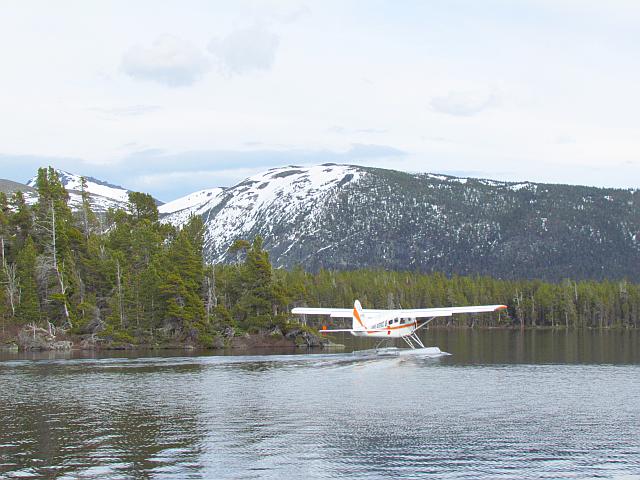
116;259;125;328
1;236;19;318
205;265;217;324
530;294;536;327
514;290;525;329
3;262;19;318
35;202;71;326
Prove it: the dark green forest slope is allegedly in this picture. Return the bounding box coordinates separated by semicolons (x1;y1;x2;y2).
1;168;639;350
166;165;640;282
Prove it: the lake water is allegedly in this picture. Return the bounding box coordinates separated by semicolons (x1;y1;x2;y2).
1;330;639;479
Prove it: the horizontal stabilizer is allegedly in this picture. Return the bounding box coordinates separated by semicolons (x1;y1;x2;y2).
318;328;357;333
291;307;352;318
319;328;390;334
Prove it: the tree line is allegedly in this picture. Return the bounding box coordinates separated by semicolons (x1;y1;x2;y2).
278;269;640;329
1;168;638;348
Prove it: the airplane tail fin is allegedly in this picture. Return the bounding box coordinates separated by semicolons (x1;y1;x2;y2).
352;300;365;331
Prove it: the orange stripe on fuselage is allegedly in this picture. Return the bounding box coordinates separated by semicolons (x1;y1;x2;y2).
365;322;417;334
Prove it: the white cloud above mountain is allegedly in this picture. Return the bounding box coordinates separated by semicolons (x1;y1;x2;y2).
208;25;279;75
121;24;280;86
430;90;499;117
121;35;209;87
88;105;162;118
1;1;639;194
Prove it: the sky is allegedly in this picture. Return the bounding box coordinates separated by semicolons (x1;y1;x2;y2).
1;0;639;201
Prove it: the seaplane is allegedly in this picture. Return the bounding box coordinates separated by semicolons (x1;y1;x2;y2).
292;300;507;357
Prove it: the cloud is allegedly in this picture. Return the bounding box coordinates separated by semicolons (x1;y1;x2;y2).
554;135;576;145
208;25;279;75
280;5;311;23
121;34;209;87
121;26;280;86
88;105;162;118
328;126;388;135
0;143;407;201
345;144;406;158
430;90;499;117
118;143;405;198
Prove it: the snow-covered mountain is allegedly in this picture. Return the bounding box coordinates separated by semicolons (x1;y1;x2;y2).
161;164;364;262
25;169;154;213
6;164;640;281
161;163;640;281
158;187;225;224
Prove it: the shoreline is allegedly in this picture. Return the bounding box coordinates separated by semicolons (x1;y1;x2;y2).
0;325;341;353
2;323;638;354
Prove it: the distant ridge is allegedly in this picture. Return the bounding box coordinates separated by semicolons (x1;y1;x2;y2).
23;168;162;213
161;164;640;282
5;164;640;281
0;179;35;196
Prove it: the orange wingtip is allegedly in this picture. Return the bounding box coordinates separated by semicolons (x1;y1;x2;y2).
495;305;508;310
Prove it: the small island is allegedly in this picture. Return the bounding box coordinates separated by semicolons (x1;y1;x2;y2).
2;168;639;353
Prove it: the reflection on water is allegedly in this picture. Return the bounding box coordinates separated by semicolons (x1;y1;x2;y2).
1;330;639;479
338;328;640;364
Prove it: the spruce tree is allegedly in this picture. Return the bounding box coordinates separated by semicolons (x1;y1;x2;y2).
157;218;206;340
9;191;32;251
15;238;41;324
238;236;274;328
0;192;8;239
78;176;99;238
128;192;158;223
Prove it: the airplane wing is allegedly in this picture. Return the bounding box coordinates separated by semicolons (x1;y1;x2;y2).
292;305;507;319
394;305;507;318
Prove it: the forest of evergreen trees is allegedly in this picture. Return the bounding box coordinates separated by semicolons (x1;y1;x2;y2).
1;168;639;349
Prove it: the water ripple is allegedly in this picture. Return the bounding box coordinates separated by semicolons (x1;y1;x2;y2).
1;349;640;479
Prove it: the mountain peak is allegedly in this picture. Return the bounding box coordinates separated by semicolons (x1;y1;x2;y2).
26;169;132;203
161;163;640;281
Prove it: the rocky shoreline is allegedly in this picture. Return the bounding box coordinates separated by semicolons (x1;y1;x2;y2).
0;324;333;353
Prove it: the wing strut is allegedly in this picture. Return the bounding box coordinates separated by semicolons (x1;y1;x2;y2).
414;316;437;334
402;332;425;349
402;317;436;349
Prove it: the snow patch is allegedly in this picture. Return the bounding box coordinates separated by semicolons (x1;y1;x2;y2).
450;178;468;184
159;188;225;215
161;164;365;261
26;169;133;211
508;183;531;192
426;174;448;181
